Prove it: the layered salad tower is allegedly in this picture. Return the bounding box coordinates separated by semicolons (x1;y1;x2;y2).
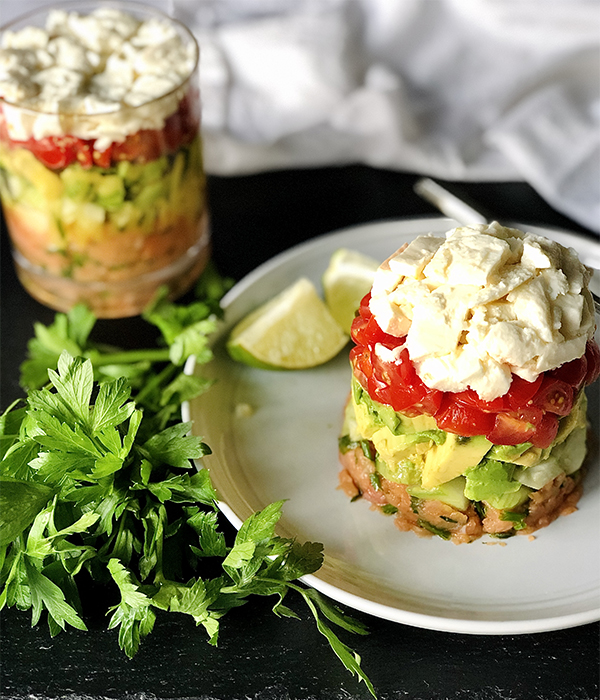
0;4;209;317
339;223;599;543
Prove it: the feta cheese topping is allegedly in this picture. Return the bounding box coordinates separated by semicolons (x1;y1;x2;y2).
0;7;197;145
369;223;596;400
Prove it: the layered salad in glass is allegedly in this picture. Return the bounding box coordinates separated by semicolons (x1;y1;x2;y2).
0;2;209;317
339;223;599;543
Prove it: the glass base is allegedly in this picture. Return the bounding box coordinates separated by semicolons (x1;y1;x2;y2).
12;230;211;318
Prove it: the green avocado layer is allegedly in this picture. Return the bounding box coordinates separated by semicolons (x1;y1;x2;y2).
0;135;205;240
341;377;588;513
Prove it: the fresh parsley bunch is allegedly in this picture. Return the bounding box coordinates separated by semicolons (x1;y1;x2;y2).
0;270;375;697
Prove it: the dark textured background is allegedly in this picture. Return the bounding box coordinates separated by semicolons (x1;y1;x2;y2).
1;165;599;700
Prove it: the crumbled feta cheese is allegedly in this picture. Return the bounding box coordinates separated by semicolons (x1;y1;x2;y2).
126;74;181;106
521;239;553;269
0;74;37;102
387;235;444;278
406;285;478;360
130;18;179;47
34;67;85;101
369;223;595;400
0;7;197;142
2;26;49;50
47;36;92;72
374;343;405;365
79;94;123;115
62;9;140;53
424;229;515;286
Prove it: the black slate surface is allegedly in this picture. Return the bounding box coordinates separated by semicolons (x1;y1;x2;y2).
1;165;599;700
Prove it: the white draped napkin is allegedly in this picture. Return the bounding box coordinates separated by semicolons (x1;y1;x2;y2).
3;0;599;232
175;0;600;233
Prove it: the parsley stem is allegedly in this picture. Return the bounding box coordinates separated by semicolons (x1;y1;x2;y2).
134;363;178;406
84;348;171;367
258;578;376;698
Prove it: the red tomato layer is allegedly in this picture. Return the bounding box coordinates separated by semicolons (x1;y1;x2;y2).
0;93;199;171
351;293;600;449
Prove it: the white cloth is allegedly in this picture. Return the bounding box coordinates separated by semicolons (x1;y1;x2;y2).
179;0;600;233
3;0;600;232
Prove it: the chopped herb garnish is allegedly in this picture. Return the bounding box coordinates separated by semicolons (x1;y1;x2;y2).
473;501;486;519
409;496;421;514
500;510;528;530
360;440;376;462
417;519;451;540
338;435;357;454
369;472;382;491
380;504;398;515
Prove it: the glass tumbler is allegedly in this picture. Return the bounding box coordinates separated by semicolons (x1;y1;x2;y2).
0;1;210;318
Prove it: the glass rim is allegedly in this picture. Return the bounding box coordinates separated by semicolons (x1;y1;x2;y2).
0;0;199;117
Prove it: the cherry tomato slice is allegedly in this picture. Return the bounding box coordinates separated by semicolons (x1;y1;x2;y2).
93;144;113;168
76;141;94;168
351;310;398;347
485;413;535;446
549;355;588;390
112;129;163;164
435;396;495;436
412;388;444;416
365;315;398;347
350;345;372;387
370;346;425;410
358;292;371;319
454;388;506;413
532;377;574;416
529;412;559;449
366;374;393;407
584;339;600;386
504;374;544;411
27;135;79;170
350;315;368;346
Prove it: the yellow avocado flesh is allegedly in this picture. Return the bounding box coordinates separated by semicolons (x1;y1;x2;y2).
421;433;493;489
352;385;492;489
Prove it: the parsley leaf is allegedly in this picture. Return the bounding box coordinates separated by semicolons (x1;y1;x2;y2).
107;558;156;658
142;422;211;469
0;478;54;547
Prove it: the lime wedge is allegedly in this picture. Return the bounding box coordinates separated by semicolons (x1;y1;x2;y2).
227;277;348;369
322;248;379;334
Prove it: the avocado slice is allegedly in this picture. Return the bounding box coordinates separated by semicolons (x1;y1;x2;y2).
487;442;532;463
514;425;588;489
407;476;469;510
376;456;421;486
464;459;530;509
96;174;126;211
371;425;445;467
421;433;492;489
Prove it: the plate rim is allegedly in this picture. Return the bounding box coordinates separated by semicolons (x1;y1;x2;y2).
183;216;600;636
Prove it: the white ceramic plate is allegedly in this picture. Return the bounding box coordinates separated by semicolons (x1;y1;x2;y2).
183;216;600;635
